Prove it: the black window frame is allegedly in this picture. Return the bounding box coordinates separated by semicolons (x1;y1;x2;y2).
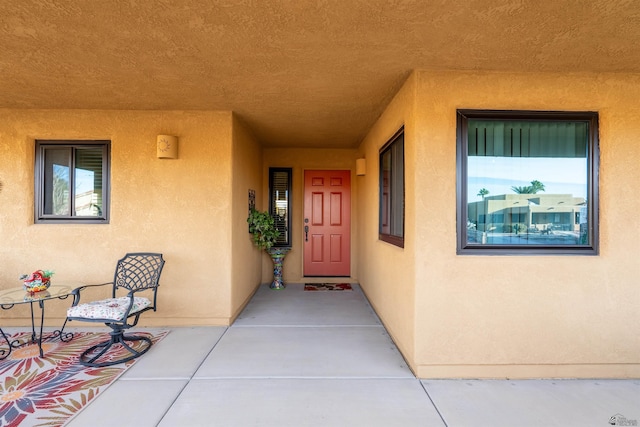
269;167;292;247
35;140;111;224
456;110;599;255
379;127;405;248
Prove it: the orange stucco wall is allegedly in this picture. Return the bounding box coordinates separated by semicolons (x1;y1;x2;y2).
231;114;264;319
0;109;245;327
355;73;418;371
358;70;640;378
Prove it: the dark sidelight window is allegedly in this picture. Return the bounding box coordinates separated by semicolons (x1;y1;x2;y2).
35;140;110;224
269;167;292;247
379;127;405;247
457;110;599;255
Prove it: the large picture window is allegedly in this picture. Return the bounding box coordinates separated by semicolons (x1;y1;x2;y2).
35;140;110;224
379;128;404;247
457;110;599;255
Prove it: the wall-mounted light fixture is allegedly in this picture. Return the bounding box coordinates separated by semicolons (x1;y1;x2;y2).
356;158;366;176
157;135;179;159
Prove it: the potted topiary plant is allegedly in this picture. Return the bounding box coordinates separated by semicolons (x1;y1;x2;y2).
247;208;279;250
247;208;290;289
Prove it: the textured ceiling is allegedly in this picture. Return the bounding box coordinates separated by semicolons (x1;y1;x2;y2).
2;0;640;148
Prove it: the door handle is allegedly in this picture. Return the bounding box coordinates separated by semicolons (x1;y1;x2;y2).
304;218;309;242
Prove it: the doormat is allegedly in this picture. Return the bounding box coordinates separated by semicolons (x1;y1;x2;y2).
304;283;352;291
0;330;168;427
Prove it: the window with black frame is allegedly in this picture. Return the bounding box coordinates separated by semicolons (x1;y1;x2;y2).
379;128;404;248
269;168;292;247
35;140;110;224
457;110;599;255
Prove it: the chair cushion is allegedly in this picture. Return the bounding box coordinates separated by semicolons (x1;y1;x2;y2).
67;296;151;321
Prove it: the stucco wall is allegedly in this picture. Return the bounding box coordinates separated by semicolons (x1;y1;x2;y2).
0;109;235;326
410;71;640;378
358;70;640;378
230;114;263;319
355;73;417;370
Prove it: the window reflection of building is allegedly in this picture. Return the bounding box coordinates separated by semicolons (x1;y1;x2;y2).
467;193;587;244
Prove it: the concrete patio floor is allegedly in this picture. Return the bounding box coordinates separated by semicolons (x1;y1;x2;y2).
57;283;639;426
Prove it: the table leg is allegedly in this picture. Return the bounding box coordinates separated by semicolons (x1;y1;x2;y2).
29;301;37;343
36;297;75;353
0;327;12;360
24;301;46;358
18;300;47;357
37;300;46;357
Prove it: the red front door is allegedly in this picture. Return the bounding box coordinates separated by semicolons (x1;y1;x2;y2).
303;170;351;276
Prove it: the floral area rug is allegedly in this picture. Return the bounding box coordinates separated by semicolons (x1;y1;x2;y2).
0;330;168;427
304;283;353;291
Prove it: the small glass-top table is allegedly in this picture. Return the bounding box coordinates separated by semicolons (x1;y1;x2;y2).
0;282;81;359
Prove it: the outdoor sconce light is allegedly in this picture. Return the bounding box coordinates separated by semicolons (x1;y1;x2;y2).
157;135;179;159
356;158;366;176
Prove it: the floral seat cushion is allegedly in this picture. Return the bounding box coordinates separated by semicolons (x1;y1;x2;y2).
67;296;151;321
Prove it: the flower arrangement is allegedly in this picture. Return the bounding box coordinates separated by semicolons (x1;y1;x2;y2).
20;270;54;293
